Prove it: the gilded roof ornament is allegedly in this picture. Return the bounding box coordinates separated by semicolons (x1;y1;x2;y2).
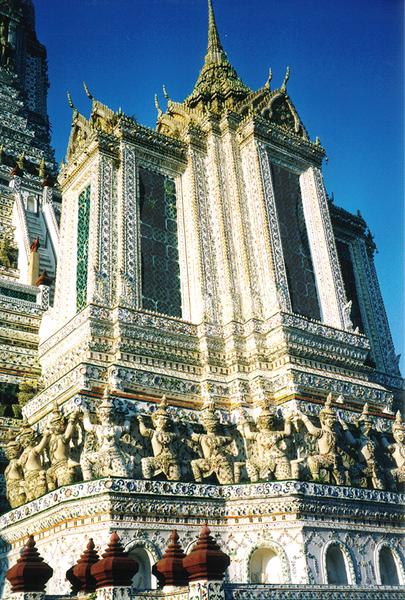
281;66;290;92
265;67;273;90
67;91;75;110
83;81;94;100
184;0;250;112
154;94;163;118
162;85;170;101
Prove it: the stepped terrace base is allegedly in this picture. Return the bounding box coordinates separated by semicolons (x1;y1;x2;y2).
0;479;403;596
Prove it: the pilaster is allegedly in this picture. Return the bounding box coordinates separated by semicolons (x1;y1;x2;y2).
88;152;116;307
117;143;140;308
204;117;237;324
352;238;399;375
183;133;219;323
299;166;348;329
254;140;291;314
220;115;258;321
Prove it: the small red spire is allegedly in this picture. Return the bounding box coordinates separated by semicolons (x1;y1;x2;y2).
6;535;53;592
35;270;53;287
66;538;100;594
183;524;230;582
10;166;22;177
152;530;188;588
42;174;54;188
90;532;138;589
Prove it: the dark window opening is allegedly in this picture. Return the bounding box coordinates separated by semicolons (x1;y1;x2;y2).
335;239;364;332
139;168;181;317
271;163;321;320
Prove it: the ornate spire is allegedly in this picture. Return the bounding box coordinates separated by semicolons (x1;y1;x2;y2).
185;0;250;112
206;0;226;64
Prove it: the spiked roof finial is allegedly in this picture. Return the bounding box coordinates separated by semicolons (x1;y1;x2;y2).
154;94;162;118
185;0;250;110
207;0;226;62
83;81;93;100
281;66;290;91
162;84;170;101
67;91;75;110
266;67;273;89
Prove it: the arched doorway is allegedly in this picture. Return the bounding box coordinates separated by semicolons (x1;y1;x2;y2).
249;547;284;583
129;546;154;591
379;547;400;585
325;544;349;584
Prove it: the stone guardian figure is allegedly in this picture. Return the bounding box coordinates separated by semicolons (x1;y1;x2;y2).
138;396;181;481
81;389;132;480
17;421;49;502
4;436;26;508
297;394;346;485
383;411;405;487
191;401;237;485
341;403;385;490
238;403;293;482
46;404;80;490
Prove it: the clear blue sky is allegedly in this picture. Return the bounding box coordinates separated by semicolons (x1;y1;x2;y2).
34;0;404;368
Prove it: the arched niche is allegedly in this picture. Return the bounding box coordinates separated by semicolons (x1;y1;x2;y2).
324;542;353;585
125;540;160;592
248;547;285;584
26;194;37;213
377;545;403;586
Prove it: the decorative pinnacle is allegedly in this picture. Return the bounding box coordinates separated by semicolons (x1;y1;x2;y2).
162;84;170;101
67;91;75;109
154;94;162;118
83;81;93;100
266;67;272;89
281;66;290;91
207;0;225;61
186;0;250;108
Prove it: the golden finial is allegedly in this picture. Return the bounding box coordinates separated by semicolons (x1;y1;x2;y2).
154;94;162;118
281;66;290;91
315;136;321;146
162;84;170;101
83;81;93;100
266;67;272;89
207;0;223;55
67;91;75;109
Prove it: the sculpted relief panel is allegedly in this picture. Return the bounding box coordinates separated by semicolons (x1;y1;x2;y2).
4;390;404;508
